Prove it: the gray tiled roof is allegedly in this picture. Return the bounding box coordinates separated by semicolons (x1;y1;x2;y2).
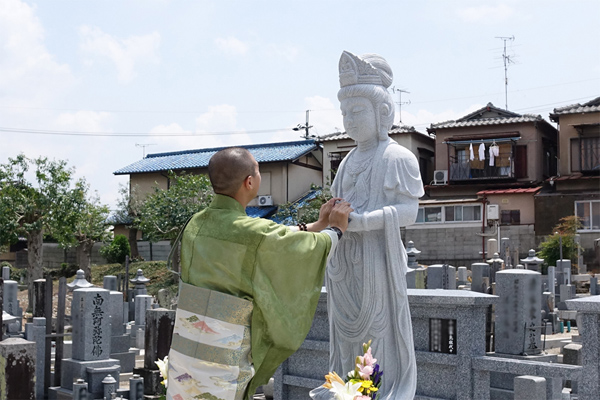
114;139;319;175
317;125;424;142
431;114;544;129
550;96;600;117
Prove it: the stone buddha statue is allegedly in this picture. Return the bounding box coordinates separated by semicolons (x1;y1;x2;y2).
325;51;423;399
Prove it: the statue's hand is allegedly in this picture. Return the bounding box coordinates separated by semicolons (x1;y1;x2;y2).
345;211;364;232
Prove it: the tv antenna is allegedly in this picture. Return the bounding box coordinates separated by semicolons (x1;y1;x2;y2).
392;87;410;124
293;110;314;139
495;35;515;110
135;143;156;158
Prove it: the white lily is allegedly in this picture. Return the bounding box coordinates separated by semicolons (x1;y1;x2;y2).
329;380;362;400
155;356;169;388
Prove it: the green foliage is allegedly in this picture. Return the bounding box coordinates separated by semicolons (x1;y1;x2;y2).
274;184;332;224
0;261;24;281
0;154;75;245
538;216;583;270
134;171;213;243
100;234;131;264
91;260;178;298
45;263;79;279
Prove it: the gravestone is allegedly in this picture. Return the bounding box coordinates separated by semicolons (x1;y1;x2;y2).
589;276;597;296
547;266;557;301
33;279;47;318
107;286;136;372
131;294;153;349
103;275;118;291
562;343;582;394
0;338;36;400
133;308;175;395
426;264;456;290
24;317;46;399
556;260;571;285
3;279;22;334
1;266;10;280
487;252;503;283
514;376;546;400
495;270;542;356
558;284;576;310
471;263;490;293
488;238;498;257
54;288;121;399
457;266;468;286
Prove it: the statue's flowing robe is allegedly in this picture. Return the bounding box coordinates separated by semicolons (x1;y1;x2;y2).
328;138;424;400
168;194;333;400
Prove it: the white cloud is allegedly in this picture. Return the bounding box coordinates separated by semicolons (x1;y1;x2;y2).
79;25;161;83
456;4;515;23
215;36;249;56
0;0;74;107
55;110;113;132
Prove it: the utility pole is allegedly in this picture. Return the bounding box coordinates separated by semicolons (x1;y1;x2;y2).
135;143;156;158
293;110;313;139
392;87;410;124
495;35;515;110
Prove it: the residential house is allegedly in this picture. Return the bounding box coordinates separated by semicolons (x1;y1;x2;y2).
112;139;324;239
318;124;435;186
540;97;600;269
405;103;558;267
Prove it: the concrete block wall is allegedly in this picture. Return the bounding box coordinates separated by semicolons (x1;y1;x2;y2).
404;225;536;267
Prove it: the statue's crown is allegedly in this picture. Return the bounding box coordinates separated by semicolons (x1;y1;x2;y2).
339;51;391;88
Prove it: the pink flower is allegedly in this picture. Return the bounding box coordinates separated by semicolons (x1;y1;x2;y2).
356;363;373;379
355;396;371;400
358;347;377;368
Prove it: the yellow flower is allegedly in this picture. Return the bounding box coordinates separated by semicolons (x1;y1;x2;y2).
361;380;373;388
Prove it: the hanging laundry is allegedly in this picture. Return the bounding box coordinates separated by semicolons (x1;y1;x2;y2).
478;143;485;161
469;143;475;161
489;144;499;166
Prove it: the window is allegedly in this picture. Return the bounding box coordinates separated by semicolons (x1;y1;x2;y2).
445;205;482;222
416;204;482;224
575;200;600;231
501;210;521;225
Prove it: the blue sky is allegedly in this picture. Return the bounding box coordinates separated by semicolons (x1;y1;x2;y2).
1;0;598;209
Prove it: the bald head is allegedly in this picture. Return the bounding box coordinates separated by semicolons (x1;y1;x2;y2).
208;147;258;196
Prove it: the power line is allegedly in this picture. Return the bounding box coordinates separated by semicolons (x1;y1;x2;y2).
0;127;287;137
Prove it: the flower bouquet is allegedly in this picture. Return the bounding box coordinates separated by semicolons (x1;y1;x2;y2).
321;340;382;400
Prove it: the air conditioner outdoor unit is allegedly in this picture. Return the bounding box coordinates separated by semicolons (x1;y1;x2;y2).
487;204;500;220
432;170;448;185
258;195;273;206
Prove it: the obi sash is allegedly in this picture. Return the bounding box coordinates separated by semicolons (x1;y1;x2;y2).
166;281;254;400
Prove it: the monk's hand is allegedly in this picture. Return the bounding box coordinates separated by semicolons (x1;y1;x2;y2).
329;201;353;233
316;197;341;227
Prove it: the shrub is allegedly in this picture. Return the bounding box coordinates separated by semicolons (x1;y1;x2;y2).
100;234;131;264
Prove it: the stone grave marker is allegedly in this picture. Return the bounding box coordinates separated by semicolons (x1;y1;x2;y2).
457;266;468;286
426;264;456;290
589;276;597;296
52;287;120;399
1;266;10;281
495;269;542;356
24;317;46;399
471;263;490;293
0;338;36;400
3;279;22;334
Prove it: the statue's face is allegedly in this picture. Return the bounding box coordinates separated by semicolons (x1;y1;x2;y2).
340;97;377;142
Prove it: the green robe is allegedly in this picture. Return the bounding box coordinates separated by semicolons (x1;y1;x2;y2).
180;194;332;399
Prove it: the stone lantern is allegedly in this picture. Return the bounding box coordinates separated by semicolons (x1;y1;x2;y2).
130;269;150;298
521;249;544;272
406;241;421;269
67;269;95;291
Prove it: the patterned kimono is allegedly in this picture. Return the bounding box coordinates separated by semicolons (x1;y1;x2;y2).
167;194;334;400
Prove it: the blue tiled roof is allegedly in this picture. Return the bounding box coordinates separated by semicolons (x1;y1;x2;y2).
114;140;319;175
246;206;278;219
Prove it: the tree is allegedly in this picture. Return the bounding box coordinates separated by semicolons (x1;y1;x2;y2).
99;234;131;264
134;171;213;271
0;155;77;310
56;180;111;279
113;182;144;259
538;215;583;272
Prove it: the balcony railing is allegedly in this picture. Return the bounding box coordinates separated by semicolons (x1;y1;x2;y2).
449;158;514;181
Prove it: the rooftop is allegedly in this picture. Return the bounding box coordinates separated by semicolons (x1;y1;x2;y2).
550;96;600;121
429;102;550;130
477;187;542;195
114;139;319;175
318;125;432;142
